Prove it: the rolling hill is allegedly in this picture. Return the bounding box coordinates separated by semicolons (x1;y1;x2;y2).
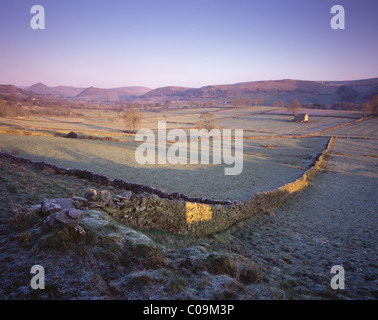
28;83;85;98
5;78;378;105
27;83;151;101
0;84;29;96
74;86;151;101
141;78;378;105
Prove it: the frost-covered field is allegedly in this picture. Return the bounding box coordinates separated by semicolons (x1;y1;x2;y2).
214;114;354;135
323;117;378;138
0;134;329;201
222;138;378;299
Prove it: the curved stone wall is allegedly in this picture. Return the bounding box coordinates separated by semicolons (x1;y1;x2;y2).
0;137;334;236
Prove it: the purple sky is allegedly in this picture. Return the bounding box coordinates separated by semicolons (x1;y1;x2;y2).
1;0;377;89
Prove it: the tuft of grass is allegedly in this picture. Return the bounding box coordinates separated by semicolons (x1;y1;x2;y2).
203;253;239;278
166;272;189;293
121;245;165;269
126;271;163;290
36;227;86;251
238;261;263;284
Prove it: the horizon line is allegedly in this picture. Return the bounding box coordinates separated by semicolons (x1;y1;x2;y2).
8;76;378;91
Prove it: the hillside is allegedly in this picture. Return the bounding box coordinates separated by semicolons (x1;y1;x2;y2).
5;78;378;104
27;83;151;101
141;78;378;105
143;86;191;98
0;84;28;96
110;86;151;97
74;86;150;101
74;86;120;101
28;83;84;98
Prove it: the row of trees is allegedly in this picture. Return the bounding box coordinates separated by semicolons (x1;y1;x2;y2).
0;100;30;118
272;95;378;116
0;99;79;118
122;108;218;132
231;98;264;108
272;99;302;114
115;99;219;114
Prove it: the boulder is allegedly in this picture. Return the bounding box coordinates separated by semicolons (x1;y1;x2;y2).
72;196;88;203
72;196;88;209
73;201;83;209
41;198;75;216
85;188;97;201
98;190;113;205
45;208;84;227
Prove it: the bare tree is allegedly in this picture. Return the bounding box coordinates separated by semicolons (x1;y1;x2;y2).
123;108;142;132
362;95;378;116
287;99;301;115
245;98;253;107
232;98;241;108
272;100;285;108
196;112;216;131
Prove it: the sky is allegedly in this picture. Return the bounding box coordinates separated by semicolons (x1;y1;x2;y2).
0;0;377;89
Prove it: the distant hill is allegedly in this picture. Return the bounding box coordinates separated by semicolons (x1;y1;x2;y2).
110;86;152;97
0;84;27;95
27;83;151;101
141;78;378;105
28;83;84;98
143;86;192;98
74;86;120;101
74;86;151;101
5;78;378;105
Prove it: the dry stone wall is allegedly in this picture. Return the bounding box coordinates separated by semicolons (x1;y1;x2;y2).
0;137;334;236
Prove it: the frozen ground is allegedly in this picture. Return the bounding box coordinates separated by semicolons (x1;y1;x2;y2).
0;134;329;201
211;138;378;299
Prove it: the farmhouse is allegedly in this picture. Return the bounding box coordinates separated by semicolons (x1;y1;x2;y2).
293;113;309;122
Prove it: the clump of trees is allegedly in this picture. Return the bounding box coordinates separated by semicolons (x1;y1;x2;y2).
202;100;217;107
303;103;328;110
272;101;285;108
231;98;264;108
331;101;361;111
0;99;30;118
